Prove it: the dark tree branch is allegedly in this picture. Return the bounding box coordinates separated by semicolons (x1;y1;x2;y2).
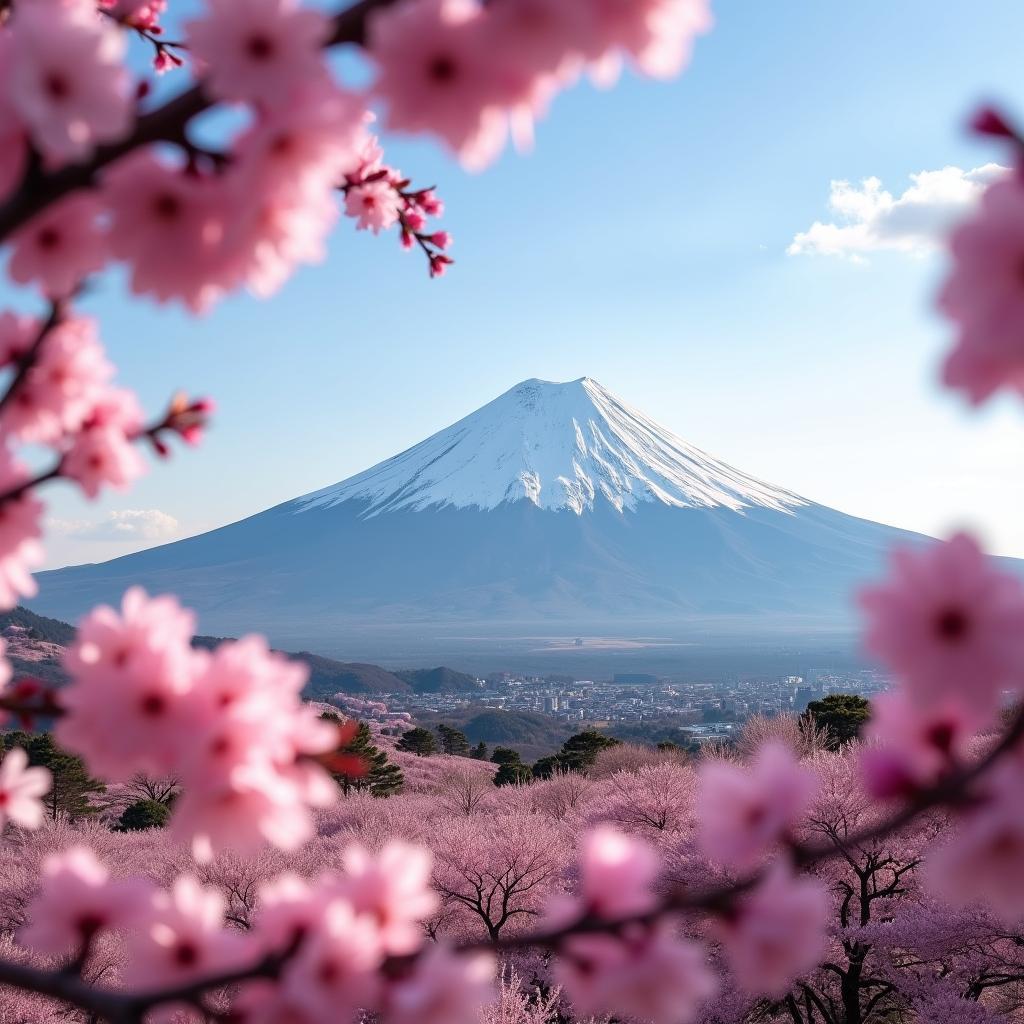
0;0;401;241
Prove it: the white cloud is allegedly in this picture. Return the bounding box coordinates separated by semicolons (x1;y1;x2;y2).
787;163;1008;261
48;509;180;542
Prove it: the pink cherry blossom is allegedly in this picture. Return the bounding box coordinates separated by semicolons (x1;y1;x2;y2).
481;0;591;79
859;532;1024;727
0;316;114;445
579;0;713;80
7;0;132;166
233;81;366;198
716;861;829;997
8;192;108;298
697;742;819;870
860;689;976;797
62;422;147;498
338;841;439;954
577;824;660;918
251;872;319;951
0;445;45;609
275;899;383;1022
940;175;1024;405
927;760;1024;921
367;0;510;170
103;150;240;313
345;181;404;234
124;876;252;989
172;763;328;862
100;0;167;32
555;923;717;1024
223;182;338;300
0;747;51;831
384;945;496;1024
57;587;198;780
20;846;152;954
169;635;337;857
187;0;329;107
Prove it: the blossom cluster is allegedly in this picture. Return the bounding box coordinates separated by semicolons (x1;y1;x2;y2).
366;0;713;168
858;530;1024;916
0;0;452;314
0;308;210;624
18;840;493;1024
939;108;1024;404
10;822;834;1023
52;587;341;859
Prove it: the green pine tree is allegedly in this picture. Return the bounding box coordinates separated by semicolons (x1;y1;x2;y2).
397;727;437;757
470;741;489;760
3;731;105;820
330;721;405;797
436;724;471;757
801;694;871;750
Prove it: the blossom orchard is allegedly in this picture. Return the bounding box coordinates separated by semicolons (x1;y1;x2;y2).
0;0;1021;1019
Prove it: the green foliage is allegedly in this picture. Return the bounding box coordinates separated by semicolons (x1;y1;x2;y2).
397;727;437;757
117;799;170;831
488;746;533;785
2;731;105;820
436;724;471;757
490;746;521;766
531;730;621;777
470;741;489;760
531;755;563;779
325;719;404;797
802;694;872;750
493;761;533;787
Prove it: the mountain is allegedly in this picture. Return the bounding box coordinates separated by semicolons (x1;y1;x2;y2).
27;377;993;650
394;667;481;693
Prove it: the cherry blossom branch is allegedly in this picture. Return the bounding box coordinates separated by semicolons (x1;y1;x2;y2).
0;297;70;418
0;393;212;508
98;6;188;74
0;0;401;242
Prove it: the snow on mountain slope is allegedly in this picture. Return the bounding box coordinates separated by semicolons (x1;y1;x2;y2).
295;377;806;517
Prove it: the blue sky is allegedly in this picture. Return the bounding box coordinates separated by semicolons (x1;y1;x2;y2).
13;0;1024;567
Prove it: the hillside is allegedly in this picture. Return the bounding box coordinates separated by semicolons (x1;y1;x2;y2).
0;607;73;685
0;607;76;646
420;708;574;763
394;666;480;693
0;611;443;699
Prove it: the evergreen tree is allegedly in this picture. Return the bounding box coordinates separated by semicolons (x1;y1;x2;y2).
397;727;437;757
530;731;621;777
470;741;489;760
436;724;471;757
117;799;170;831
2;731;105;820
494;761;533;787
802;694;871;750
333;721;405;797
558;730;620;772
490;746;521;766
531;754;562;779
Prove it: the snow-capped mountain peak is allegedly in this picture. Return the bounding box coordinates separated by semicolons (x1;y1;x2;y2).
294;377;805;517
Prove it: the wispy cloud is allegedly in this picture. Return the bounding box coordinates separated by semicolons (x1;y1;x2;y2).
787;163;1008;261
48;509;180;542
